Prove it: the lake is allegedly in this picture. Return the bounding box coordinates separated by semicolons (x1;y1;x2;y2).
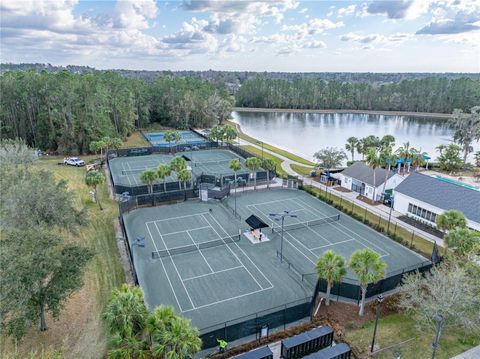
232;111;478;163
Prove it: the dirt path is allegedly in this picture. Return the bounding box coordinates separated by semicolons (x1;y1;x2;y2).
233;107;452;119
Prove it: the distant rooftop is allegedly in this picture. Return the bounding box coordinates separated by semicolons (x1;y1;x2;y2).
394;173;480;224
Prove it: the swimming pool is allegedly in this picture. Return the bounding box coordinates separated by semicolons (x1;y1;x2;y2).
434;175;480;191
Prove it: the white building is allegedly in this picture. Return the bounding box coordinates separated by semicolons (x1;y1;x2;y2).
393;173;480;231
339;162;404;201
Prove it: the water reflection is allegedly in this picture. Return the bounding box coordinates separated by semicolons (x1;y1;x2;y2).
232;111;476;162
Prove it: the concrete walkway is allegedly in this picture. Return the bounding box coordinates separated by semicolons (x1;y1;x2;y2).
236;135;444;248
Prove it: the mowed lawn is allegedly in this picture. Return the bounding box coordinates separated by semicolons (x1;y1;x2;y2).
345;313;479;358
1;155;125;358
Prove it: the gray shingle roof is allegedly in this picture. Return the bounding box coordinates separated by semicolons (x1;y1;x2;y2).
394;172;480;224
341;161;393;187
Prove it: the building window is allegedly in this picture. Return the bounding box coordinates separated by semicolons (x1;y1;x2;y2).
407;203;437;223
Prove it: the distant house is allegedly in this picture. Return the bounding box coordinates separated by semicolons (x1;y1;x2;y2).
393;173;480;231
339;162;404;201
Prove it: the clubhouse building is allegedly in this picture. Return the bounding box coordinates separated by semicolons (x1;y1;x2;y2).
393;173;480;231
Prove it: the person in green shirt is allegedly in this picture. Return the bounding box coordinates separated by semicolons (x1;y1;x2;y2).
217;338;228;353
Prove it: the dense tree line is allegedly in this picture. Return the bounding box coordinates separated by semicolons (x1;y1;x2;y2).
236;77;480;113
2;63;479;86
0;71;232;154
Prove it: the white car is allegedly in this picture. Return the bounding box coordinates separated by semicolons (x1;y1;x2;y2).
64;157;85;167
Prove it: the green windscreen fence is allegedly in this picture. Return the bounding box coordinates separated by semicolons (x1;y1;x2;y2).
199;297;313;349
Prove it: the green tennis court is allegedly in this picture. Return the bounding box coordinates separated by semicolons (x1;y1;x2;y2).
122;188;430;335
108;149;251;187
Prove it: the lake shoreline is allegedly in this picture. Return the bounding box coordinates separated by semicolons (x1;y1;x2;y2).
233;107;452;119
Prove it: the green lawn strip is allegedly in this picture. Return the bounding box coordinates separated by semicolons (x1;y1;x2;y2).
122;131;150;148
302;185;435;256
228;121;315;166
291;163;315;177
345;313;479;359
240;145;288;178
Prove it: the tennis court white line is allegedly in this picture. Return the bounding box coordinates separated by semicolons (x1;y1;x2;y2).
153;221;196;309
249;204;320;264
145;212;211;224
160;226;211;237
126;162;139;185
206;212;274;289
246;197;301;208
185;230;214;273
182;265;244;281
294;198;390;257
309;238;356;251
121;161;132;185
181;287;272;313
201;214;264;291
145;222;183;312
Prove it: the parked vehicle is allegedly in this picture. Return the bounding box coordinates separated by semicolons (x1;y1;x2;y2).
64;157;85;167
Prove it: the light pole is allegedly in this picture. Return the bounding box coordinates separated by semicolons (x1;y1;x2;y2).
370;294;384;353
431;314;444;359
269;211;297;263
226;179;237;216
258;140;264;159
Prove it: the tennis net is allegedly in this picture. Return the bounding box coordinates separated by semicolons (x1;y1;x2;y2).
193;158;242;167
152;234;241;258
122;168;150;175
271;214;340;233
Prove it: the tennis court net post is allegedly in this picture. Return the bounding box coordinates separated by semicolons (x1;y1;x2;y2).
271;214;340;233
151;234;241;259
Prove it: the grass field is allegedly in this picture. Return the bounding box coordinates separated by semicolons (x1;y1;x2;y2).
122;131;150;148
345;313;479;358
1;161;124;358
240;145;288;178
228;121;315;166
291;164;315;177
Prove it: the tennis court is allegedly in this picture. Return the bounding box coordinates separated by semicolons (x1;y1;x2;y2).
123;198;313;332
226;189;430;285
144;130;207;147
109;149;253;188
121;188;429;343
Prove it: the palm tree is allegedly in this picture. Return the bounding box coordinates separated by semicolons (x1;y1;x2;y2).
103;284;148;340
177;169;192;190
229;159;242;189
345;137;359;162
85;170;105;210
380;135;395;151
261;158;276;189
170;156;187;190
164;131;181;153
223;125;237;143
140;169;158;194
315;250;346;305
380;146;397;199
396;142;411;174
365;148;383;202
349;249;387;316
159;317;202;359
147;305;177;347
436;210;467;254
410;148;427;172
157;164;172;193
245;157;262;190
436;144;447;156
356;138;367;161
444;227;480;256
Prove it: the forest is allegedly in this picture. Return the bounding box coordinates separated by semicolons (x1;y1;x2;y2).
1;67;480;154
0;71;231;154
235;77;480;113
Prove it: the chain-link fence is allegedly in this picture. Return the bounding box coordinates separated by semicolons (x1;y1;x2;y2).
199;296;313;349
300;184;438;259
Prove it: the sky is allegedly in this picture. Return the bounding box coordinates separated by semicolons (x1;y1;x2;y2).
1;0;479;72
